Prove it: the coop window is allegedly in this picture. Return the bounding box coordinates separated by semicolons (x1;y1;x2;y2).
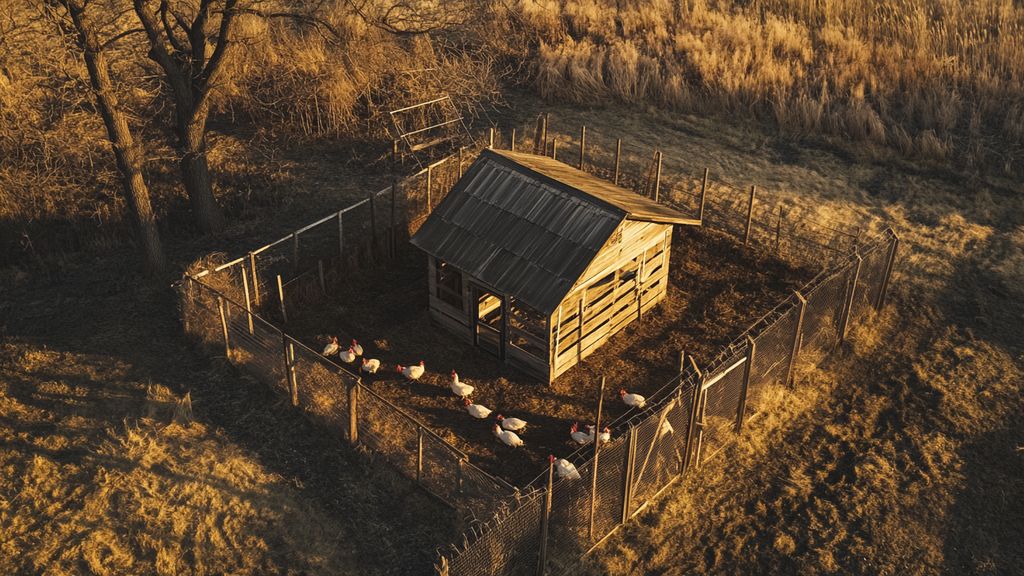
508;298;547;357
435;259;463;309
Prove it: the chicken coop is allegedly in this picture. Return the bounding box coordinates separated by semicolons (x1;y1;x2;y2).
410;148;700;382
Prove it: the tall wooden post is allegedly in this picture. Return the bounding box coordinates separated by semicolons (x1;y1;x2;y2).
786;291;807;387
698;168;708;223
241;267;254;335
426;166;433;211
510;127;516;151
683;375;703;472
537;456;554;576
613;138;622;185
677;351;686;375
620;426;638;523
287;340;298;406
276;274;288;323
488;127;494;149
217;296;230;357
541;114;549;154
458;146;465;178
735;336;756;432
416;426;424;483
588;376;606;541
579;125;586;170
876;231;900;310
744;185;757;245
248;252;261;307
838;253;863;344
551;138;558;161
348;380;360;444
653;151;663;202
692;388;707;469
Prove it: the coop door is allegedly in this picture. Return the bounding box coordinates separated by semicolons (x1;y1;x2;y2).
473;286;505;360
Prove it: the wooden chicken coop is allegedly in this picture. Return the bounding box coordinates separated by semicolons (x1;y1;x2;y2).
410;148;700;382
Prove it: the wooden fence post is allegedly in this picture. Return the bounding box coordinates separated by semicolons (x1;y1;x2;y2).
876;231;900;310
678;351;686;375
276;274;288;323
416;426;424;483
542;114;548;153
280;333;290;391
786;291;807;387
588;376;606;541
458;146;465;178
426;165;433;211
287;340;298;406
692;388;707;469
241;267;254;335
348;380;359;444
551;138;558;161
653;151;662;203
838;253;863;344
613;138;622;185
698;168;708;223
744;185;756;245
248;252;261;307
217;296;230;358
620;425;638;523
735;336;756;432
510;127;516;151
537;456;554;576
488;127;495;149
683;375;703;472
775;206;783;253
578;125;587;170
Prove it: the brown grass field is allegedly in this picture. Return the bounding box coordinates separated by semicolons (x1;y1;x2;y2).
2;0;1024;574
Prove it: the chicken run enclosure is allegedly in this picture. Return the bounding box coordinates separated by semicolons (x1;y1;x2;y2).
179;117;898;576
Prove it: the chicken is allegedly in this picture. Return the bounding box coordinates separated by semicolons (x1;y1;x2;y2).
322;336;339;357
493;424;523;447
496;414;527;432
553;456;581;480
569;422;592;445
463;398;492;419
659;419;674;437
360;358;381;374
450;370;474;398
586;425;611;443
339;347;357;363
396;361;425;381
619;388;646;408
350;339;363;356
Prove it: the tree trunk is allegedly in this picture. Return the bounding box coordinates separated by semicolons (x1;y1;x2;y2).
179;114;222;234
73;10;167;277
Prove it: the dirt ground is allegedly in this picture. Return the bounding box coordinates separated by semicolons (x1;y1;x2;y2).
283;225;813;487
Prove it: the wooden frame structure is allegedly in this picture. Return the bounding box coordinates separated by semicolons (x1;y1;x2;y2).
412;149;700;382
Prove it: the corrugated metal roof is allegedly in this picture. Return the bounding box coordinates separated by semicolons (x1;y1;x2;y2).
410;149;695;313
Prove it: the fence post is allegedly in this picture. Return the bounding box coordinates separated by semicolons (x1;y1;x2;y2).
698;168;708;223
488;127;494;149
653;151;662;203
537;456;554;576
620;425;637;523
735;336;756;432
838;253;863;344
682;375;703;472
217;296;231;358
588;375;606;541
457;146;465;178
541;114;548;154
426;165;433;210
276;274;288;323
348;380;359;444
579;125;586;170
551;138;558;161
416;426;424;483
280;333;290;391
692;387;707;469
613;138;622;185
248;252;261;307
744;185;756;245
786;291;807;387
510;127;516;151
287;340;298;406
241;267;255;334
292;231;299;271
876;230;900;310
337;209;345;263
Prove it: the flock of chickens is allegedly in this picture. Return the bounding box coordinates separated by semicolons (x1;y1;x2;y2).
322;336;649;481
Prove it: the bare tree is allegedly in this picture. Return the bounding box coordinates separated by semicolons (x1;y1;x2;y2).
130;0;235;234
47;0;168;276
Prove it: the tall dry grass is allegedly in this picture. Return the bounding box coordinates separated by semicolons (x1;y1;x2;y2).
521;0;1024;174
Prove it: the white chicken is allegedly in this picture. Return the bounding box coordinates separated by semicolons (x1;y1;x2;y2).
493;424;523;447
569;422;592;445
463;398;492;419
339;347;357;363
450;370;474;398
350;339;364;356
322;336;339;357
586;425;611;443
496;414;527;432
659;419;674;437
396;361;425;381
619;388;646;408
553;456;581;480
360;358;381;374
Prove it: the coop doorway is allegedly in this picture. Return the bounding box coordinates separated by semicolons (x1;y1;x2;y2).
473;285;505;360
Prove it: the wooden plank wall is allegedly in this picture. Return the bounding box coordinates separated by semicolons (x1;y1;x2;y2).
550;223;672;380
